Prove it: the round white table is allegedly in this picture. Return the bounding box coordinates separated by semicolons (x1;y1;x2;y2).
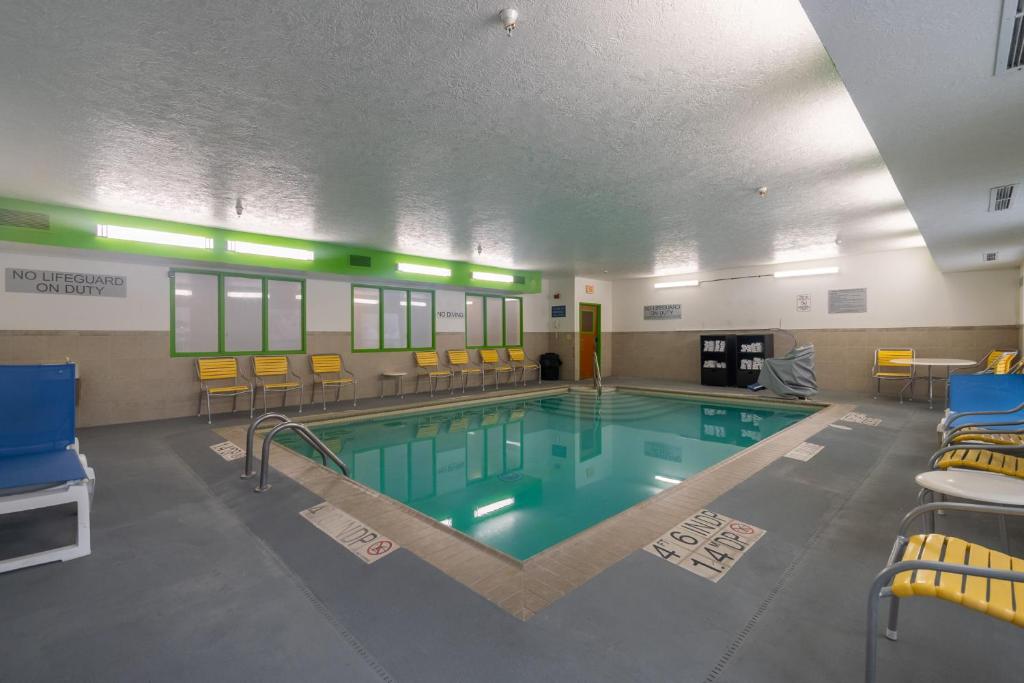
890;358;975;409
379;371;407;399
916;469;1024;549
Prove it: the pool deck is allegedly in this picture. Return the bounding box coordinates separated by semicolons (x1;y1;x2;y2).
2;378;1023;681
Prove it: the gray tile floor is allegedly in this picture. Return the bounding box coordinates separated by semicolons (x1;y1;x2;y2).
2;382;1021;682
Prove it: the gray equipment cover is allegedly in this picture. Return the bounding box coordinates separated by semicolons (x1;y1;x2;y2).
757;344;818;398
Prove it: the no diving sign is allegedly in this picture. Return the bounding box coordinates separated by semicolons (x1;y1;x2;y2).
300;502;399;564
645;509;765;583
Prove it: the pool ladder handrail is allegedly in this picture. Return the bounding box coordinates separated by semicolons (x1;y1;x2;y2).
242;413;349;493
593;351;603;394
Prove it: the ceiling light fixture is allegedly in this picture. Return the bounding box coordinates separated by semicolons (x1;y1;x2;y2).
97;224;213;250
227;240;314;261
498;8;518;35
226;291;262;299
473;271;514;283
773;266;839;279
396;262;452;277
653;280;699;289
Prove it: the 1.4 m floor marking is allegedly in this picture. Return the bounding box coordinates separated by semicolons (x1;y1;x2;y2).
784;442;824;462
300;502;399;564
210;440;245;461
645;509;765;583
841;412;882;426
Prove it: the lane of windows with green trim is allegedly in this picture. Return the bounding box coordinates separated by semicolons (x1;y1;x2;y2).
352;285;436;352
466;294;522;348
171;270;305;356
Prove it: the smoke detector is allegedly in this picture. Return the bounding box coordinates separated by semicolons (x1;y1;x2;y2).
498;9;518;35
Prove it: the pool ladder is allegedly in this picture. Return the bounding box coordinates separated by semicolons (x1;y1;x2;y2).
593;351;603;394
242;413;349;493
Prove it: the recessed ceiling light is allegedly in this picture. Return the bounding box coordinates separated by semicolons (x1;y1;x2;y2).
473;271;514;283
97;224;213;249
227;240;314;261
397;263;452;277
773;266;839;278
653;280;699;289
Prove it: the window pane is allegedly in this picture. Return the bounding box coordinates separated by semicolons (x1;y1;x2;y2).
224;276;263;351
173;272;218;353
485;297;503;347
409;290;433;348
466;295;484;346
267;279;302;350
353;287;380;350
504;298;521;346
382;289;408;349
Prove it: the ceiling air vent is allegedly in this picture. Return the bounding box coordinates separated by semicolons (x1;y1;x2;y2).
0;208;50;230
989;184;1017;211
513;275;526;285
348;254;372;267
984;251;1000;263
996;0;1024;74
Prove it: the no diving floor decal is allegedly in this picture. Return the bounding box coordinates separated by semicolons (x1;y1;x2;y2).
210;441;245;461
300;502;400;564
645;509;765;582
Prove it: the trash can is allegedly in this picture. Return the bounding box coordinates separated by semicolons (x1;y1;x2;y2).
539;352;562;381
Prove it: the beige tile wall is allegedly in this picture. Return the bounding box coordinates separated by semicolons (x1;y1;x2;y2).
0;330;559;427
611;326;1022;396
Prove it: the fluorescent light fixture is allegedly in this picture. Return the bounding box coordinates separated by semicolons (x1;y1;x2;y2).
655;475;683;485
466;300;474;305
440;518;453;527
397;262;451;277
773;266;839;279
174;289;193;296
472;271;514;283
473;497;515;518
653;280;699;289
295;294;303;300
226;291;262;299
97;224;213;250
227;240;314;261
505;440;521;447
399;300;428;307
353;297;378;305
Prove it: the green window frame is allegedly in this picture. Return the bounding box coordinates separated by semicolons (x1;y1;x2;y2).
169;268;306;357
351;284;436;352
465;293;523;348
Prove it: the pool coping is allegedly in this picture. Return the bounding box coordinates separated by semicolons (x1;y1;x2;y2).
216;387;853;620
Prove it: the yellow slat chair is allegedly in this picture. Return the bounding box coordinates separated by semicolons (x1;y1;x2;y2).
930;442;1024;479
195;357;253;424
952;348;1019;377
872;348;915;403
478;348;515;389
506;347;541;386
447;349;485;393
865;502;1024;683
309;354;357;410
992;351;1017;375
414;351;453;397
251;355;303;414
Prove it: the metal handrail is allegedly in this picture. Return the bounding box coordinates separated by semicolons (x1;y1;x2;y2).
242;413;290;479
256;421;349;493
593;351;602;393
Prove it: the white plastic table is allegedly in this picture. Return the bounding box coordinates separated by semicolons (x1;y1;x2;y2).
890;358;975;409
916;469;1024;549
379;372;407;399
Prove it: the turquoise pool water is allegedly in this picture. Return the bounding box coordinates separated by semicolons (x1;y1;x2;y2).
277;391;816;560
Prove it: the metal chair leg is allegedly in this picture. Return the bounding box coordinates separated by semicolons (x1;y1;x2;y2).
206;392;212;424
886;597;900;641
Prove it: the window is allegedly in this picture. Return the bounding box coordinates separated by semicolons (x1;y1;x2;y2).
170;269;305;356
465;294;523;348
352;285;435;351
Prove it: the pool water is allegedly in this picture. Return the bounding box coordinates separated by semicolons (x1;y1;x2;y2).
277;391;816;560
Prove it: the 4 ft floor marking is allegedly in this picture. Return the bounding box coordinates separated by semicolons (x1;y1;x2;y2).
645;509;765;583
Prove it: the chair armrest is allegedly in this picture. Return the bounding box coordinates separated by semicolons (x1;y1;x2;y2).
950;361;985;376
897;501;1024;537
343;369;356;381
928;443;1024;468
290;370;302;382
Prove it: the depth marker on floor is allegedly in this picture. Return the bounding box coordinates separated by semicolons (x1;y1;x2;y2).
210;441;245;461
645;509;764;583
784;441;824;462
300;502;399;564
841;411;882;426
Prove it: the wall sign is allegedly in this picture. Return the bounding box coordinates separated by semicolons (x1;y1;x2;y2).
828;287;867;314
437;311;464;319
584;284;595;294
551;305;567;318
5;268;127;297
796;294;811;312
643;303;682;320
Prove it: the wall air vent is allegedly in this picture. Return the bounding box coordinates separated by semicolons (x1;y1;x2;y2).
996;0;1024;74
513;275;526;285
349;254;372;267
0;208;50;230
984;251;1000;262
989;184;1017;211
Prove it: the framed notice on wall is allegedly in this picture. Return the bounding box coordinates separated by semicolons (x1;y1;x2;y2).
828;288;867;314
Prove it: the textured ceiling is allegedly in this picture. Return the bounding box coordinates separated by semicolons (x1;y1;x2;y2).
0;1;921;277
801;0;1024;272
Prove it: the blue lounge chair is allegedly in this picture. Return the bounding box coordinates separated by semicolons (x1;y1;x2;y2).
0;363;94;573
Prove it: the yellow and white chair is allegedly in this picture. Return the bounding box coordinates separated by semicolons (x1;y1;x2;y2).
196;357;253;424
479;349;515;389
309;354;357;410
414;351;453;397
872;348;915;403
952;349;1018;376
507;348;541;386
251;356;303;413
447;350;485;393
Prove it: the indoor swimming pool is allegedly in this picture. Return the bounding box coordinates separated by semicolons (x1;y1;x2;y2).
276;391;818;560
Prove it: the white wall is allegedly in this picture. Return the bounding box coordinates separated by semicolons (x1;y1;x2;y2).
612;248;1019;331
574;277;615;332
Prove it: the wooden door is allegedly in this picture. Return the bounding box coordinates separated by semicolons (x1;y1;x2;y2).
579;303;599;379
